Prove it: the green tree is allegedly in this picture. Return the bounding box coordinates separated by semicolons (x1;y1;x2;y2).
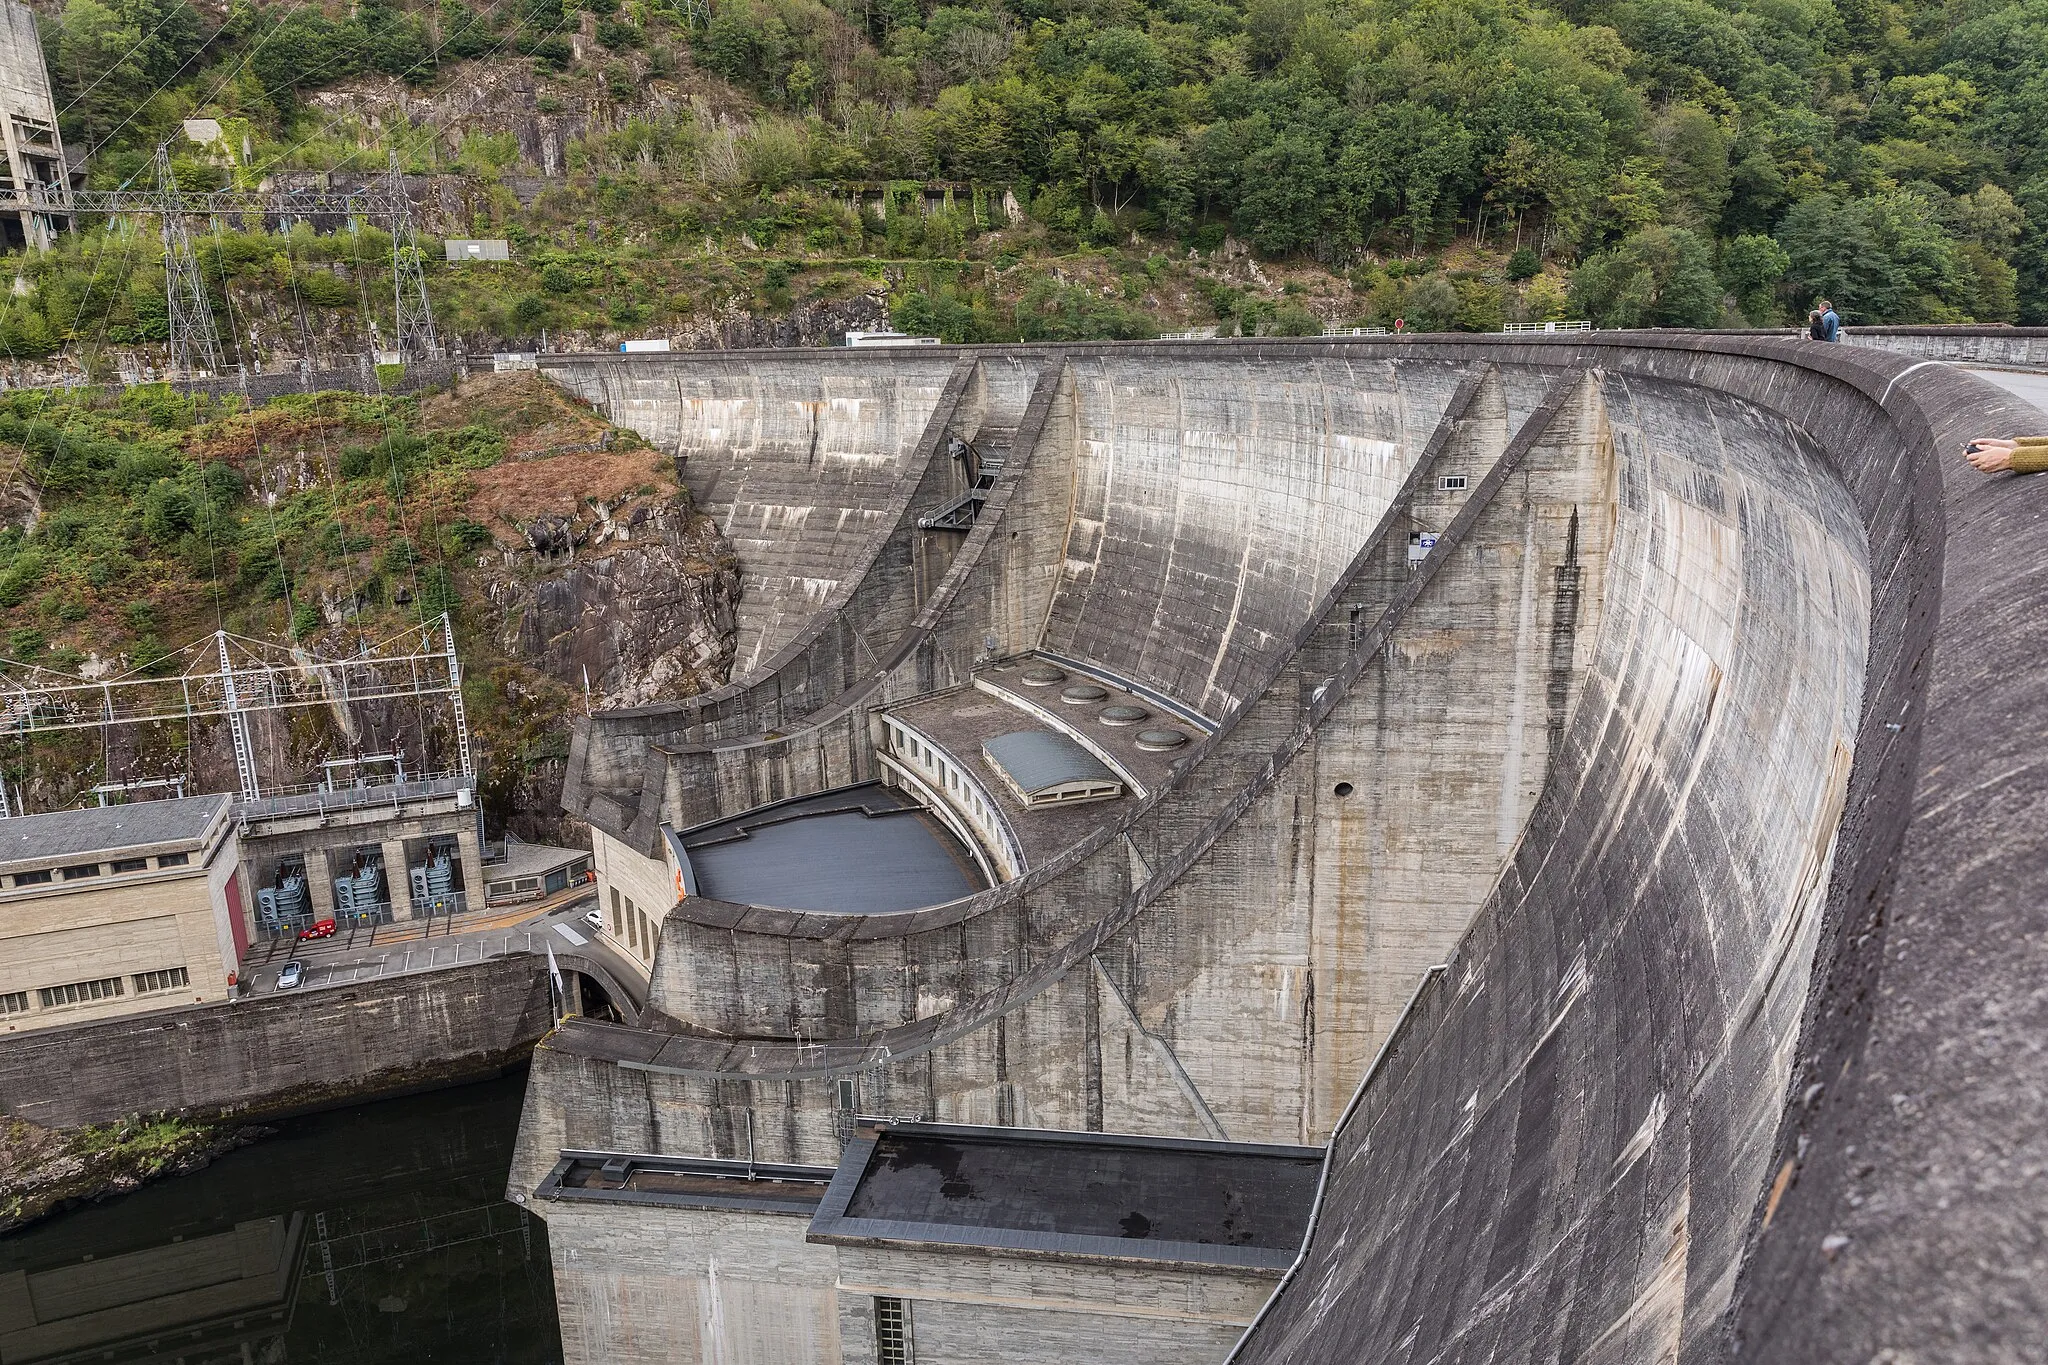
51;0;156;145
1719;234;1791;324
1655;106;1731;228
1571;227;1725;329
1400;276;1460;331
140;479;196;544
1776;191;1964;321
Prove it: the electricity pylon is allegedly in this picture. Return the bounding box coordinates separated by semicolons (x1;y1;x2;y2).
387;153;440;362
156;143;224;378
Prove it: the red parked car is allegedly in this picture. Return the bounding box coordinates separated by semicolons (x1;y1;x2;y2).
297;918;337;941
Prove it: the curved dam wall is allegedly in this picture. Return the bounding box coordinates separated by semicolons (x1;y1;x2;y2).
1043;355;1474;717
517;337;2046;1363
553;353;962;680
554;353;1052;852
1233;362;1871;1363
1214;340;2046;1362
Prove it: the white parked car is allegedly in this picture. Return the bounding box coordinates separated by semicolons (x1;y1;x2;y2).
583;909;604;933
277;960;305;990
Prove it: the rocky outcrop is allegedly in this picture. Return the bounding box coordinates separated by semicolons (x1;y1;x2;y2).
676;293;892;351
491;496;740;707
0;1114;266;1235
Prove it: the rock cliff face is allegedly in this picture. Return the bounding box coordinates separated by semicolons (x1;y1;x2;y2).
666;294;892;353
493;496;740;707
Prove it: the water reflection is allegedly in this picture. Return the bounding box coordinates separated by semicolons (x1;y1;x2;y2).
0;1072;558;1364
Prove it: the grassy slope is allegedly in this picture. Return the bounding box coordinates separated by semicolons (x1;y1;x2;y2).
0;372;700;827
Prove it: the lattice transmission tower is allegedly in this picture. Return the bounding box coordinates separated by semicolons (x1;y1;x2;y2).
72;153;443;380
386;153;440;362
0;613;472;806
156;143;224;378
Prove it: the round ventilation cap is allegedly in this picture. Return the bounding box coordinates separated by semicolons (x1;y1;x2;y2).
1099;705;1149;726
1021;666;1067;686
1060;683;1110;704
1136;729;1189;751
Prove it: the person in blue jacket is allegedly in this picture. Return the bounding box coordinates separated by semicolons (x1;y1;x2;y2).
1816;299;1841;341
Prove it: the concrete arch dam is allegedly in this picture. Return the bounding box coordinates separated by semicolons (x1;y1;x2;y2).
512;336;2045;1364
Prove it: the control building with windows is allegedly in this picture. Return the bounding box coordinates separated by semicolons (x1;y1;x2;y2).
0;794;243;1032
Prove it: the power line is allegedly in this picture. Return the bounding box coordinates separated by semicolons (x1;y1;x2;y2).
51;2;200;120
246;0;575;183
74;16;235;163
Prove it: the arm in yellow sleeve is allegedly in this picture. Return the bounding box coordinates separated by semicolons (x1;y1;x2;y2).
2010;436;2048;474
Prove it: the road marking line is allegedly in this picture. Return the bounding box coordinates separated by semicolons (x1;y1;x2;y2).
552;922;589;946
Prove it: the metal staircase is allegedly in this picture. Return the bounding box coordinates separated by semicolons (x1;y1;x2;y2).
918;432;1011;530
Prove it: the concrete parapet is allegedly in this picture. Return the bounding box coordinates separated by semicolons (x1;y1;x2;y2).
1842;323;2048;369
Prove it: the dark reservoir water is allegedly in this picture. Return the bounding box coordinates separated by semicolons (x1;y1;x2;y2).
0;1072;560;1364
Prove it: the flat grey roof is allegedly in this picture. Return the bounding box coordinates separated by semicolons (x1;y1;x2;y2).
680;784;986;914
981;731;1118;797
0;792;230;867
809;1123;1323;1270
536;1150;835;1217
490;839;589;881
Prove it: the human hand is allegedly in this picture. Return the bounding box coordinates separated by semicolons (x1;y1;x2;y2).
1965;438;2016;472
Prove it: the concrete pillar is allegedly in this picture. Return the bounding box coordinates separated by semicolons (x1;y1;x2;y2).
303;850;336;923
233;862;260;953
381;838;414;918
454;825;484;916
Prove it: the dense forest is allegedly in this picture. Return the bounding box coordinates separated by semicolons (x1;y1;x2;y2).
12;0;2048;350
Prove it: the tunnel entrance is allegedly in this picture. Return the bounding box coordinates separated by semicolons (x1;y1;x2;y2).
569;972;623;1024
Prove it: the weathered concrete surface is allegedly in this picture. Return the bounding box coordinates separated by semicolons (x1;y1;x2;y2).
515;359;1609;1161
1233;357;1872;1363
545;353;961;679
541;1200;844;1364
532;1190;1274;1365
1042;355;1472;717
554;353;1053;855
1225;341;2046;1365
520;335;2048;1365
1969;366;2048;417
0;951;607;1128
1845;324;2048;370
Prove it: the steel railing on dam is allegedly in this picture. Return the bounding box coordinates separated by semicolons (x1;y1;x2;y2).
520;333;2048;1365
